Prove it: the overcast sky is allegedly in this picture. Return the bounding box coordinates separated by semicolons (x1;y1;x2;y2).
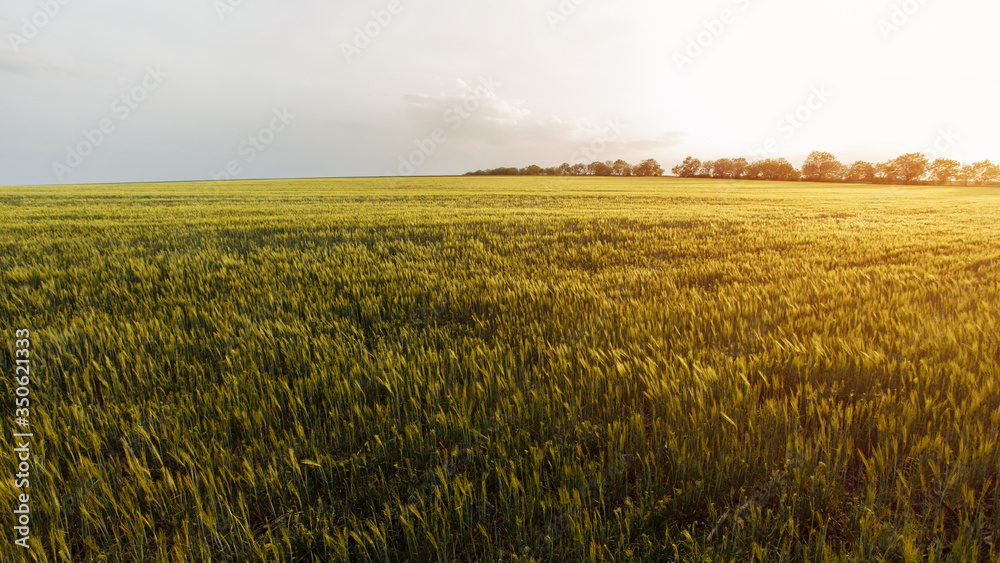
2;0;998;185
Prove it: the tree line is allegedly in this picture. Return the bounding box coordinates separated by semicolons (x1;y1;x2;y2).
463;153;999;186
672;152;1000;186
465;159;665;177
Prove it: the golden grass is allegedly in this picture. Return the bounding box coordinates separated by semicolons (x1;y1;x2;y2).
1;176;998;561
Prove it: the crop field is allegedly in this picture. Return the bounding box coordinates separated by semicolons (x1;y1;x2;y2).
2;176;1000;561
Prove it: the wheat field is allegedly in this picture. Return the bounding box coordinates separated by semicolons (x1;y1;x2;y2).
1;177;999;561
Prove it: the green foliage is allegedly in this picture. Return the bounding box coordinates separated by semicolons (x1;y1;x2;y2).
1;177;998;561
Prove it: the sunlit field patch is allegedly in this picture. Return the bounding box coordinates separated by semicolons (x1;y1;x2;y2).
1;177;998;561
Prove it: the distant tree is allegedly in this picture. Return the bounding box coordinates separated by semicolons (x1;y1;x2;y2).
801;151;845;182
556;162;573;176
588;161;613;176
846;161;876;184
730;158;749;180
745;160;763;180
958;163;975;185
612;159;633;176
521;164;543;176
569;163;588;176
698;160;714;178
774;158;801;181
929;158;960;185
484;167;518;175
985;162;1000;184
875;160;897;184
971;160;1000;185
711;158;734;179
831;162;847;181
891;153;929;184
634;159;664;177
671;156;701;178
749;158;798;181
541;167;557;176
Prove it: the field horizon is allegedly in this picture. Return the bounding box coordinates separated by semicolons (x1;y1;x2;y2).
7;174;1000;192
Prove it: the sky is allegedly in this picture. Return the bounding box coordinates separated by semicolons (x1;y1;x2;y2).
1;0;999;186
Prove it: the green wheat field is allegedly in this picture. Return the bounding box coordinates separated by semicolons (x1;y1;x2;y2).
1;177;999;562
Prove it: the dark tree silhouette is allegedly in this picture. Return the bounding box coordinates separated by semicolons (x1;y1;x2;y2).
930;158;960;185
612;159;633;176
634;159;664;176
892;153;929;184
671;156;701;178
802;151;845;182
846;161;876;184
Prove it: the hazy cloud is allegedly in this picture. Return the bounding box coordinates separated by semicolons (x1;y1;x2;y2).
1;0;998;185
